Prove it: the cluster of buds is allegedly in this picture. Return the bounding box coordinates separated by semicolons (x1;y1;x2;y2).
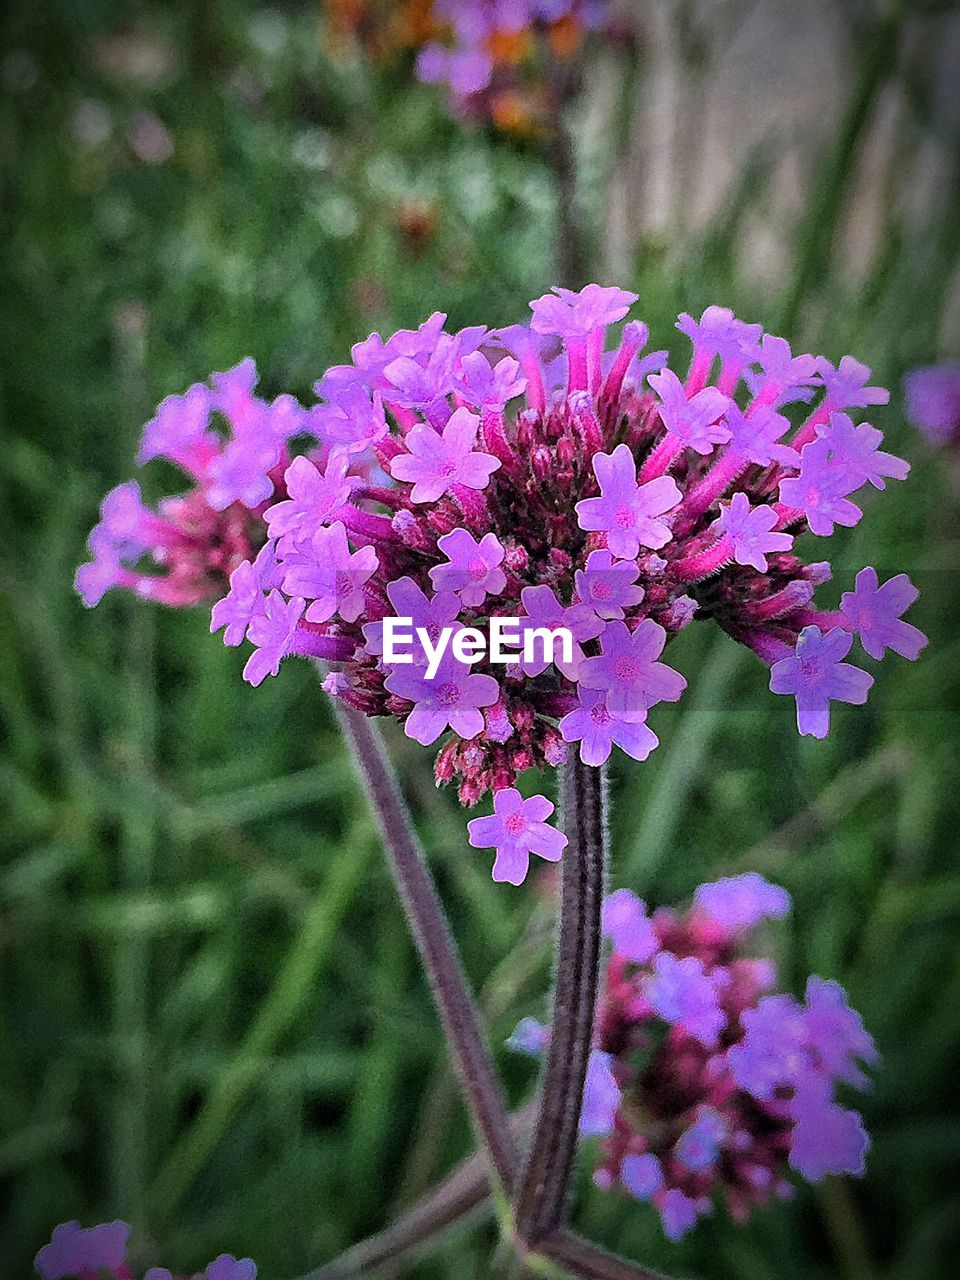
415;1;627;134
509;873;877;1241
78;283;925;884
35;1221;254;1280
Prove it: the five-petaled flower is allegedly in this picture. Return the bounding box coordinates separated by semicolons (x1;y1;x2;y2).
467;787;568;885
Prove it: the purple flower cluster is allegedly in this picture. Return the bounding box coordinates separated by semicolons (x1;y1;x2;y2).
79;285;925;884
415;1;615;131
35;1221;255;1280
75;360;304;609
509;874;877;1241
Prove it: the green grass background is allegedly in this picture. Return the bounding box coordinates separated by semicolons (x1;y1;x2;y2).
2;2;959;1276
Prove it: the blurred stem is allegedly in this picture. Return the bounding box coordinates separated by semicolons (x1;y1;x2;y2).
776;3;905;334
549;119;591;289
512;761;608;1249
539;1231;669;1280
330;699;516;1194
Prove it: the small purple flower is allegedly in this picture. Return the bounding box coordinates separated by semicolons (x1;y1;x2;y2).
769;625;874;738
317;385;389;455
264;453;353;545
559;685;659;766
210;541;279;645
205;433;281;511
385;652;500;746
677;306;762;370
779;439;862;536
601;888;658;962
578;619;686;721
803;976;878;1088
416;43;493;97
575;444;681;558
580;1050;623;1137
204;1256;258;1280
648;368;731;455
815;411;909;492
716;493;793;572
642;952;725;1047
139;384;211;466
675;1106;726;1172
389;407;500;503
788;1075;870;1182
383;334;461;414
657;1187;708;1242
429;528;507;606
574;549;645;619
750;334;820;406
904;362;960;446
693;873;791;934
97;480;154;550
455;351;527;409
723;403;795;467
622;1153;664;1200
507;1016;549;1056
529;284;638;339
281;522;378;624
840;567;927;661
242;590;305;687
35;1220;130;1279
363;576;461;665
466;787;568;885
518;584;603;678
817;355;890;411
727;993;809;1100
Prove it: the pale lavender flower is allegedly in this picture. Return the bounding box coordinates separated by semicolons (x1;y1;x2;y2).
815;411;909;491
648;368;731;455
264;453;353;545
575;444;681;557
715;493;793;572
385;652;500;745
242;590;306;687
429;529;507;606
281;521;378;623
642;952;725;1047
559;686;659;766
578;619;686;720
840;567;927;661
601;888;657;963
779;440;862;536
389;408;500;502
769;625;874;738
574;549;645;619
466;787;567;885
210;541;280;645
693;873;791;934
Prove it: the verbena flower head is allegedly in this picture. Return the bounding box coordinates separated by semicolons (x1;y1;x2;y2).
35;1221;255;1280
904;362;960;449
509;874;877;1241
81;288;924;883
75;361;306;609
414;1;623;134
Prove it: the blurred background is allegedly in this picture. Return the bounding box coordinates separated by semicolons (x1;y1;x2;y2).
2;0;959;1276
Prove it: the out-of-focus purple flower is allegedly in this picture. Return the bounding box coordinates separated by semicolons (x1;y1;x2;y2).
693;873;791;934
788;1076;870;1182
580;1050;623;1136
658;1189;709;1243
621;1153;664;1200
769;625;873;738
467;787;567;885
904;362;960;446
35;1220;129;1279
602;888;658;962
675;1106;726;1172
429;529;507;606
506;1015;549;1056
840;567;927;662
642;952;725;1047
575;445;680;558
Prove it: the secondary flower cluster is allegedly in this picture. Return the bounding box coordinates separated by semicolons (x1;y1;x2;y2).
35;1221;255;1280
77;284;925;883
75;359;303;610
416;1;621;134
904;362;960;450
509;874;877;1241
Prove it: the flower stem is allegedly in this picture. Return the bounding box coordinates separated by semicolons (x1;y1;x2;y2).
329;696;516;1193
540;1231;670;1280
512;760;608;1249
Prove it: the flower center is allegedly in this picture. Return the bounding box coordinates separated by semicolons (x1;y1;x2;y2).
468;558;487;581
591;580;612;601
614;656;641;682
437;682;461;706
504;812;527;836
614;504;636;529
439;459;459;477
589;702;612;726
335;571;354;596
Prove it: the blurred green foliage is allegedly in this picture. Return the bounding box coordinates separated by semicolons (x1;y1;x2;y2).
1;1;959;1277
